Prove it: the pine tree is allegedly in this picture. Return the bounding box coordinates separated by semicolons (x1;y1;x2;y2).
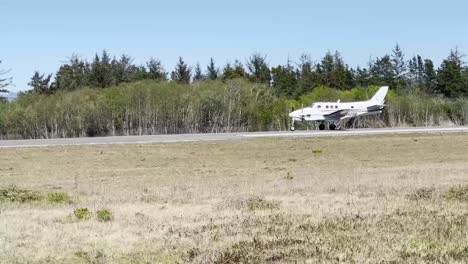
28;71;54;94
355;66;371;87
271;60;297;97
206;58;219;80
370;55;395;86
437;49;465;97
391;44;406;79
171;57;191;84
246;53;270;84
89;50;114;88
296;54;320;95
193;62;204;82
146;58;167;81
0;60;12;102
391;44;407;89
55;55;88;91
423;59;437;94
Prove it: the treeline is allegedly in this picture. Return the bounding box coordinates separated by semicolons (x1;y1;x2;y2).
1;45;468;139
0;80;467;139
25;45;468;99
0;79;284;138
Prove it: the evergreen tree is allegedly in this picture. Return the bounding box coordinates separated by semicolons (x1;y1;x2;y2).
271;60;297;97
171;57;191;84
89;50;114;88
391;44;406;78
355;66;371;87
233;60;246;78
246;53;270;84
391;44;407;89
423;59;437;94
55;55;88;91
111;54;136;84
370;55;395;86
146;58;167;81
28;71;54;94
330;51;354;89
206;58;219;80
319;52;334;86
316;51;354;89
0;60;12;102
437;49;465;97
193;62;205;82
222;60;246;80
296;54;320;95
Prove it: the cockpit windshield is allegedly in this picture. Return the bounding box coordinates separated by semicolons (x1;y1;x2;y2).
311;103;321;109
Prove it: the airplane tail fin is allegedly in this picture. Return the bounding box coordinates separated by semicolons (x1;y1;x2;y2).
370;86;389;104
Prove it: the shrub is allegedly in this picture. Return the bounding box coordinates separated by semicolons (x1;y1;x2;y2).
0;187;43;202
97;209;113;222
312;149;322;155
443;185;468;202
245;196;280;211
74;208;91;220
406;187;435;201
47;192;71;203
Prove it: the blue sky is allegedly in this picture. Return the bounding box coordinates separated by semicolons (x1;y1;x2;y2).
2;0;467;92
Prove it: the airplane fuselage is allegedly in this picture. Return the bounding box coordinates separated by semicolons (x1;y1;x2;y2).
288;86;388;130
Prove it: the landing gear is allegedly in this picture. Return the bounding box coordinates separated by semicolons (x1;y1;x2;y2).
318;123;325;130
290;120;295;131
329;123;336;130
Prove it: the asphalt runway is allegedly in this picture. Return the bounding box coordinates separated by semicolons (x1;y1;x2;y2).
1;127;468;148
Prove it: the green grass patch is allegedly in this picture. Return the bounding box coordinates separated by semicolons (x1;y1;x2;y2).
74;208;91;220
0;187;72;204
97;209;113;222
406;187;435;201
245;196;280;211
0;187;43;203
47;192;72;203
443;185;468;202
312;149;322;155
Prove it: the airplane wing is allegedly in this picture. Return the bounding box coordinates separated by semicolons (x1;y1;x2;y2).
323;109;349;120
367;105;385;112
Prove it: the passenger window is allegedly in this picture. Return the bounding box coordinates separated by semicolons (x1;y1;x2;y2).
335;105;338;109
317;105;321;108
326;105;329;109
351;106;354;109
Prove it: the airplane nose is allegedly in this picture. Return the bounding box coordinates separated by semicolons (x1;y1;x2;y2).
289;111;299;118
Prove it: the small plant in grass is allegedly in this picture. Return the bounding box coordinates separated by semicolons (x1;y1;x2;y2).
443;185;468;202
97;209;113;222
285;172;294;180
406;187;435;201
74;208;91;220
0;187;43;203
312;149;322;155
47;192;71;203
245;196;280;211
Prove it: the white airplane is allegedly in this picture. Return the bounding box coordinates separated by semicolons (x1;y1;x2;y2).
289;86;389;131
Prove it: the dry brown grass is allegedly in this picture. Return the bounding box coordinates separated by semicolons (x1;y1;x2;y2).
0;133;468;263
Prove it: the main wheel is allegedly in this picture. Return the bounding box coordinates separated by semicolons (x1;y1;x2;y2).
318;124;325;130
329;124;336;130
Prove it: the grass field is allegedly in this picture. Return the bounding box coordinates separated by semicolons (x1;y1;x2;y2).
1;133;468;263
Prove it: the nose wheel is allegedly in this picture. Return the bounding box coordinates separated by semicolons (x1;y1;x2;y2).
290;120;295;131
